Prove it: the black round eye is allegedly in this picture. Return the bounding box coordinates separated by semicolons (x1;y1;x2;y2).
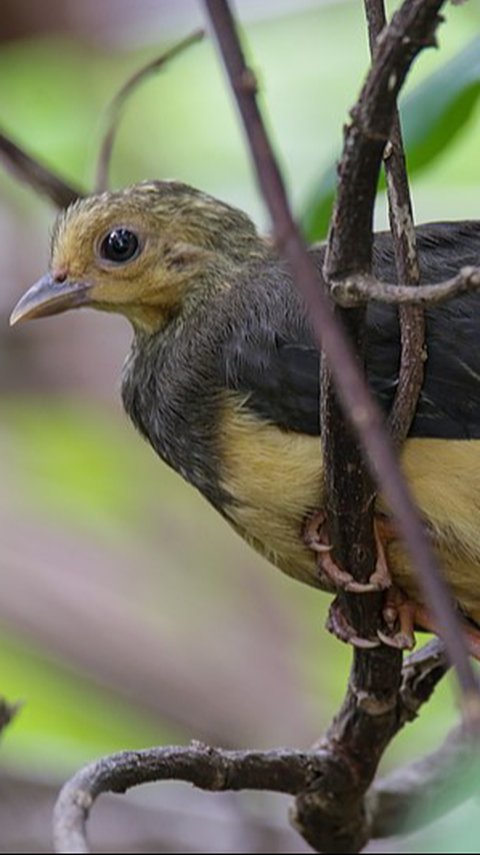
100;228;139;263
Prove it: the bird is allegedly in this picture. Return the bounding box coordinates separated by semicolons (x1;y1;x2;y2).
9;179;480;653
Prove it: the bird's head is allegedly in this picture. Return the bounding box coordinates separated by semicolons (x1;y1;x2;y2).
10;180;261;333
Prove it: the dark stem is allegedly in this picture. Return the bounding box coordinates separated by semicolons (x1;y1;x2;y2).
95;29;204;193
0;130;82;207
364;0;426;445
0;697;20;738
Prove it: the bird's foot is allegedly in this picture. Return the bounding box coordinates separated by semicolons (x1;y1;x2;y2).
304;511;393;593
377;586;417;651
326;596;380;649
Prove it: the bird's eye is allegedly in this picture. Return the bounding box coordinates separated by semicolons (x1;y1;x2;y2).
100;228;139;264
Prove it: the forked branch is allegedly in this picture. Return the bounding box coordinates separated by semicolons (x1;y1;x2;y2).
53;641;451;853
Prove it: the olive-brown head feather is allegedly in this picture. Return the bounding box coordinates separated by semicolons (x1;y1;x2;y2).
11;179;263;333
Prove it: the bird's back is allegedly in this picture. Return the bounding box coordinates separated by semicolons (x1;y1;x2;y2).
217;219;480;440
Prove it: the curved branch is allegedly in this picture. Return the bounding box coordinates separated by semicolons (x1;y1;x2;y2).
53;745;315;853
95;29;204;193
52;638;449;854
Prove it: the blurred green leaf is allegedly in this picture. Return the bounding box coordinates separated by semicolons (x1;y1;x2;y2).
301;37;480;241
399;751;480;853
3;399;144;535
0;627;179;775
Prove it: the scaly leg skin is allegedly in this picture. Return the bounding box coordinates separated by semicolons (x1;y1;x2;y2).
304;510;392;593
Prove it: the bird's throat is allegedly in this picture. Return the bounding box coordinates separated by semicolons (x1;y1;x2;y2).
121;301;180;335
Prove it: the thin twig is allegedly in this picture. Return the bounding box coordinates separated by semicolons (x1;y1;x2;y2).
331;265;480;306
398;637;450;725
364;0;426;446
95;29;204;193
0;130;82;207
0;697;20;737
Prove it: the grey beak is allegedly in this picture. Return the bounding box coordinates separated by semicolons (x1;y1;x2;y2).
9;274;92;326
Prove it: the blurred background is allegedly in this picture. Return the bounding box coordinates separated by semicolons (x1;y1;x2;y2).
0;0;479;852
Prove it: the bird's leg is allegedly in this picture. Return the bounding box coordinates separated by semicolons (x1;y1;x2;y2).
304;509;389;649
304;510;392;593
305;510;414;650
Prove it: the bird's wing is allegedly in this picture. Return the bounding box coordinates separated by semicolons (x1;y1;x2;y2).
223;221;480;440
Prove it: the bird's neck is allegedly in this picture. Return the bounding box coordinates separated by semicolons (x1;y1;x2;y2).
127;248;266;337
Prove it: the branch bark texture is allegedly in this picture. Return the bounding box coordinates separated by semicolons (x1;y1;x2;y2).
331;265;480;306
52;641;450;854
364;0;426;444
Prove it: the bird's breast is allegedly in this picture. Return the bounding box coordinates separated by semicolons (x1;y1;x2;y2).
218;393;324;585
123;341;480;625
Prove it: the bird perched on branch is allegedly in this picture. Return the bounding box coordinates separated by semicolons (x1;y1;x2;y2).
10;180;480;653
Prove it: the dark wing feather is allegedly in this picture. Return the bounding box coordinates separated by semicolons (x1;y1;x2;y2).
223;221;480;439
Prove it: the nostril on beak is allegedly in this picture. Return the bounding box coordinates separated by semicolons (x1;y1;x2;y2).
53;270;68;284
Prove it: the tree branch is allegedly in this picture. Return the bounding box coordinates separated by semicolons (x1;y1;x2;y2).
95;29;204;193
0;35;204;207
52;641;449;854
0;696;20;738
330;265;480;307
0;130;82;207
364;0;426;446
203;1;478;851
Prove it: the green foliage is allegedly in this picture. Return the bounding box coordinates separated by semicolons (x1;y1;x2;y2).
301;37;480;241
3;399;146;535
0;629;176;774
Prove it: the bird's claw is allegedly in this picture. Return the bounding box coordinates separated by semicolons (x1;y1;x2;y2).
377;628;416;650
327;597;380;649
304;511;392;593
377;587;417;651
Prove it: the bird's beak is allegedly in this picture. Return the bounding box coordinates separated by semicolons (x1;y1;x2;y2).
9;274;92;326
